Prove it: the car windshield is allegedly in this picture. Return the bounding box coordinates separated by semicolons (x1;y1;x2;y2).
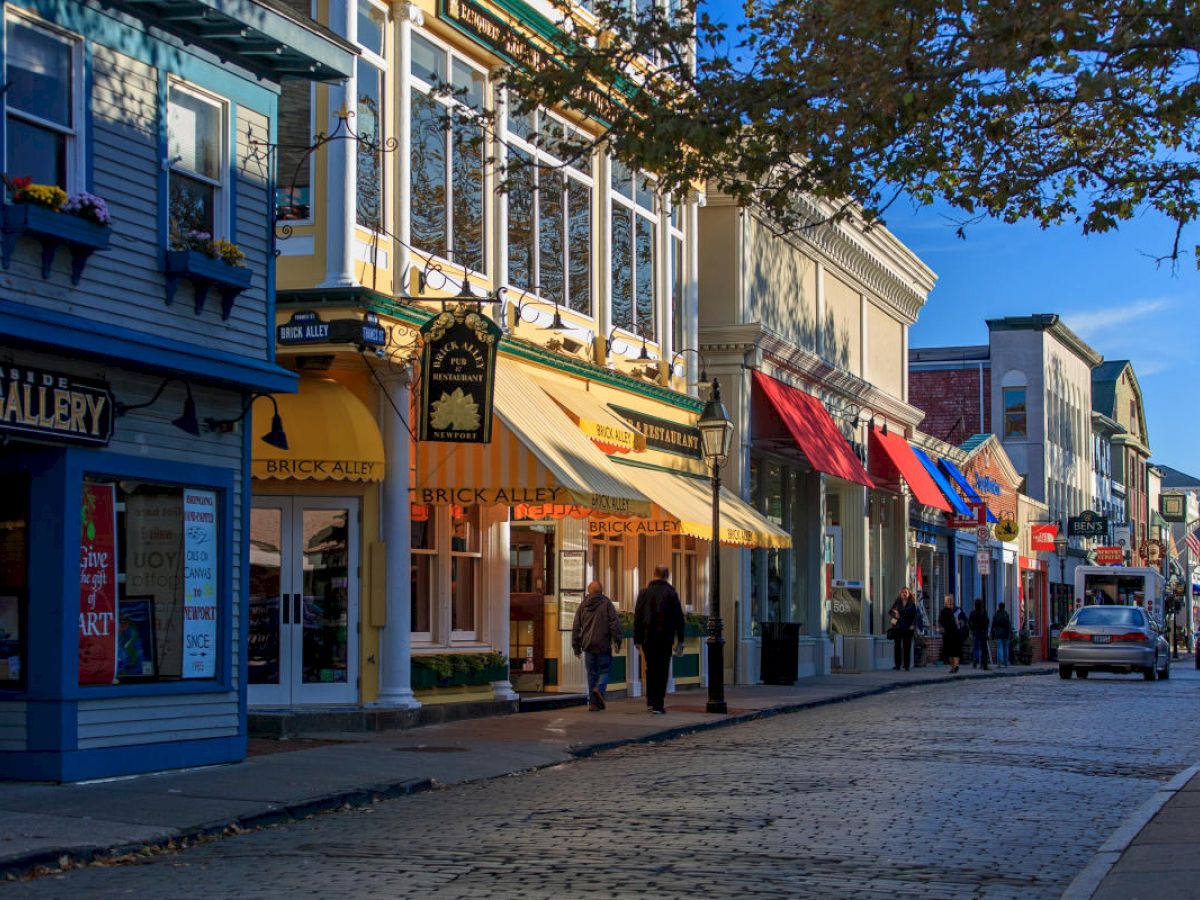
1072;607;1145;628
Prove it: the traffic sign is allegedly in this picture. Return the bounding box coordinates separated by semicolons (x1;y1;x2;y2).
975;525;991;542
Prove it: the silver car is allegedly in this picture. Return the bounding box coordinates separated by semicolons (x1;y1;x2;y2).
1057;605;1170;681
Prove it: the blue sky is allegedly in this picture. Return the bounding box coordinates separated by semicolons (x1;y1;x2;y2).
697;0;1200;477
888;206;1200;478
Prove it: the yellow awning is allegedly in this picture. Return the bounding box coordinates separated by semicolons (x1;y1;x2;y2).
593;462;793;549
534;377;646;454
414;363;652;517
252;376;385;482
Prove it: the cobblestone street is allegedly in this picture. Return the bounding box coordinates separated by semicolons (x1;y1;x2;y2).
16;668;1200;899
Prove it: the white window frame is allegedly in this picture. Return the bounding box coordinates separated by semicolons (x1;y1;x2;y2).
4;9;83;192
409;28;490;276
354;0;388;235
167;79;230;241
671;534;698;612
411;505;437;644
503;99;595;319
666;197;685;355
448;504;482;642
609;160;659;342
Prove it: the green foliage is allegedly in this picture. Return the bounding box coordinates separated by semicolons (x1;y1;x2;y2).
506;0;1200;266
412;652;507;686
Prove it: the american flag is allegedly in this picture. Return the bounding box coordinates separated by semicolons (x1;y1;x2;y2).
1186;526;1200;559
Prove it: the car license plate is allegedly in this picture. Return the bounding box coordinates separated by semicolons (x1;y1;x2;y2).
1092;635;1112;644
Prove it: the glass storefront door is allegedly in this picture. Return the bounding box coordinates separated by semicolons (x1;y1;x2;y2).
249;497;359;706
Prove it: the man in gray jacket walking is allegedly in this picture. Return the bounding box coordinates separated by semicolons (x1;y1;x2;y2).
572;580;623;710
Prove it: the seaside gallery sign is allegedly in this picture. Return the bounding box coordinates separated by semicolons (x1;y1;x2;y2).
417;303;500;444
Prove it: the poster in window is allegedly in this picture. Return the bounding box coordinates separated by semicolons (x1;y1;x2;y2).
79;482;118;685
0;594;20;683
117;596;157;679
558;591;584;632
182;489;218;678
125;492;185;677
559;550;586;592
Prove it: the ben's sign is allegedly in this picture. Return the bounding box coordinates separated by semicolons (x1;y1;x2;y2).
0;365;113;446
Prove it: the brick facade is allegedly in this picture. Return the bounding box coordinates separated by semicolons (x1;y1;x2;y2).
961;441;1020;521
909;369;992;447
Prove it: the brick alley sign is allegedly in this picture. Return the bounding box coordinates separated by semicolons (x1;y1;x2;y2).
417;303;500;444
0;365;113;446
277;310;387;347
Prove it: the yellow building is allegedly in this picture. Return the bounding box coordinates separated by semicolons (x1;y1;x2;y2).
249;0;785;721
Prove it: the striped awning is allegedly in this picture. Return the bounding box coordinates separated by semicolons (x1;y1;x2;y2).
535;377;646;454
413;363;652;517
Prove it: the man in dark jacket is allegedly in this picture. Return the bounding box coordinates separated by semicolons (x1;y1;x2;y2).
572;581;623;710
634;565;685;715
991;602;1014;668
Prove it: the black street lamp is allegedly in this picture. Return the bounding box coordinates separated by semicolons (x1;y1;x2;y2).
697;377;735;715
1054;527;1069;618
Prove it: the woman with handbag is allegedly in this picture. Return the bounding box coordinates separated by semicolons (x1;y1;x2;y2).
889;588;917;670
938;594;963;673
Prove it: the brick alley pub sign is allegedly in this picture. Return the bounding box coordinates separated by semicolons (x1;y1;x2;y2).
1;365;113;446
1068;510;1109;538
417;304;500;443
608;405;701;459
277;310;387;347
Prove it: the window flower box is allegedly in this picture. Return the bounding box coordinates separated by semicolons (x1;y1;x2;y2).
163;249;252;319
1;202;111;284
411;653;508;690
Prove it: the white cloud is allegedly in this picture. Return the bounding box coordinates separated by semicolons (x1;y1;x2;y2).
1067;298;1174;338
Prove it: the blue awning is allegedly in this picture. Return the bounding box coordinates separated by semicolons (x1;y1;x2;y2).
911;446;971;516
939;457;998;523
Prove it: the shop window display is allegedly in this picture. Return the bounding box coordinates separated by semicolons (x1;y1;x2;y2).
0;478;28;686
81;478;220;686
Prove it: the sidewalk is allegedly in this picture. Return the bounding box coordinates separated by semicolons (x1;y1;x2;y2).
0;663;1049;878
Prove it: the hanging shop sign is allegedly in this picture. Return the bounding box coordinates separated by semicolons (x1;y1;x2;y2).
1068;510;1109;538
1161;494;1187;523
417;303;501;444
1;365;113;447
181;489;218;679
1140;539;1163;565
1094;546;1125;565
1030;523;1058;553
994;517;1020;543
608;405;701;459
277;310;388;347
79;482;118;686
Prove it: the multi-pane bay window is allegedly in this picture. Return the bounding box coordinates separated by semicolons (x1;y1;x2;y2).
410;32;487;273
411;504;435;640
506;104;593;315
5;13;78;191
167;84;225;241
611;160;658;338
669;200;685;352
356;0;386;231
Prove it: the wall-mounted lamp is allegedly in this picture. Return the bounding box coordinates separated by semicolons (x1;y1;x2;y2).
204;393;289;450
115;377;200;436
606;322;653;360
669;347;708;382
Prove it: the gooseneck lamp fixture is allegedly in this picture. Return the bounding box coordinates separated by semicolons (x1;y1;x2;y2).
1054;527;1069;609
697;377;735;715
204;393;289;450
115;377;200;436
669;347;708;383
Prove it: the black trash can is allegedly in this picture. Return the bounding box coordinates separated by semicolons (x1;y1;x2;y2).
760;622;801;685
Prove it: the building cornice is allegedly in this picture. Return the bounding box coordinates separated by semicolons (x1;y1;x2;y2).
986;314;1103;368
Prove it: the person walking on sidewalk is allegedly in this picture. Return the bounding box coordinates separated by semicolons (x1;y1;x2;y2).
634;565;685;715
991;602;1014;667
889;588;918;670
938;594;962;673
571;581;623;710
968;598;990;670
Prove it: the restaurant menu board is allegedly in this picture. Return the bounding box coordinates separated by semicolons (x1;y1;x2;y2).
559;550;586;592
182;490;218;678
79;483;118;685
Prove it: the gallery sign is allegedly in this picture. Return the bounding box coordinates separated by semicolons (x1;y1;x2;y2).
1068;510;1109;538
277;310;387;347
1;365;113;446
417;303;501;443
608;405;701;459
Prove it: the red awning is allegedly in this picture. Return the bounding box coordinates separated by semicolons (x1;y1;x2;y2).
750;371;874;488
868;427;952;512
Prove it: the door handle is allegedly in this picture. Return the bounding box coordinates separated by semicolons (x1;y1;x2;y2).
293;594;302;624
281;595;289;625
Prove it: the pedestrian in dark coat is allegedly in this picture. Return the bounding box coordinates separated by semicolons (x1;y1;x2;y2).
938;594;962;673
991;602;1014;667
571;580;623;710
968;598;990;669
889;588;918;670
634;565;685;714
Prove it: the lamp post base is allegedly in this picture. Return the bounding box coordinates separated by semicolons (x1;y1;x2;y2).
706;623;727;714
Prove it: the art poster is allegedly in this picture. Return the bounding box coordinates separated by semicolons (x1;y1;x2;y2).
182;489;218;678
79;482;118;685
117;597;156;679
124;492;185;677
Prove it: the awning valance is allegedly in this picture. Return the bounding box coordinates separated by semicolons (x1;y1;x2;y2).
413;363;652;517
751;371;873;488
536;378;646;454
911;447;971;517
939;458;998;523
868;428;952;512
598;462;792;549
252;376;384;482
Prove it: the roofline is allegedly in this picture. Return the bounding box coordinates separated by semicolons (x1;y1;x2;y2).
985;314;1103;368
